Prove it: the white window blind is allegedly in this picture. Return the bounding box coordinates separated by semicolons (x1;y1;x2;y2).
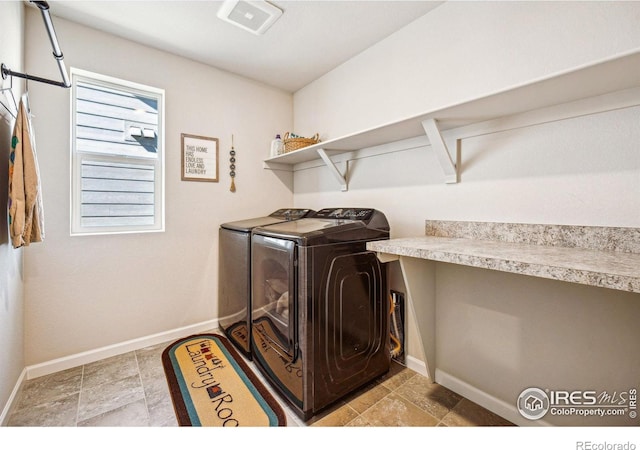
71;69;164;235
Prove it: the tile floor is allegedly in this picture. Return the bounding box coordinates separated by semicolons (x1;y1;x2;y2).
5;332;514;427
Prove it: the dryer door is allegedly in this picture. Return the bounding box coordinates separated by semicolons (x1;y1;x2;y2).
251;234;297;359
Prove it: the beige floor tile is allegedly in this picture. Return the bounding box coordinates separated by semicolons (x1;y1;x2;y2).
359;393;439;427
346;415;374;426
14;366;82;408
344;381;391;414
376;361;417;391
82;351;139;390
145;380;178;427
78;398;150;426
77;374;145;422
136;340;173;379
395;374;463;419
440;398;515;426
309;403;359;427
7;393;79;426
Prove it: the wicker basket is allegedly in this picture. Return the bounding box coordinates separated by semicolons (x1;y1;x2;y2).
283;132;320;153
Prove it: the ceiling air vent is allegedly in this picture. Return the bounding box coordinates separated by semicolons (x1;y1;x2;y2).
217;0;283;35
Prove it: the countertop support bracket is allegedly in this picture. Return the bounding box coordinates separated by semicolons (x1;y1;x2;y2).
317;148;348;191
421;118;459;183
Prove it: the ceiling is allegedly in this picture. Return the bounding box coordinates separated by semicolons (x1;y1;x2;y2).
43;0;443;92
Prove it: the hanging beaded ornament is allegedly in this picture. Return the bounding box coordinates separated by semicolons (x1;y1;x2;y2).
229;135;236;192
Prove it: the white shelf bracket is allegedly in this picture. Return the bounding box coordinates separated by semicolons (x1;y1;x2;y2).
317;148;348;191
421;118;459;184
262;160;293;172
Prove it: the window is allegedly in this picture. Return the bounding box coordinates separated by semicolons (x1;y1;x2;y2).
70;69;164;235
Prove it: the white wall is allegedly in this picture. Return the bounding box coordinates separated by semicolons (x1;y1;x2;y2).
291;1;640;426
22;8;293;366
436;263;640;427
0;1;25;421
294;1;640;140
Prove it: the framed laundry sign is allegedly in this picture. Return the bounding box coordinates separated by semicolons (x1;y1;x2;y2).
181;133;219;182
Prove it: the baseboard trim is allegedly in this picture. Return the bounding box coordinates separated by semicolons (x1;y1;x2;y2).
0;368;27;426
435;369;553;427
25;319;218;380
404;354;429;377
400;357;553;427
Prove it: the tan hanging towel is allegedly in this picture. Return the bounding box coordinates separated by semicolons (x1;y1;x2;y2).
8;96;44;248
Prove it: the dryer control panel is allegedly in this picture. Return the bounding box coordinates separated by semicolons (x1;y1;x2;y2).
313;208;374;221
270;209;313;220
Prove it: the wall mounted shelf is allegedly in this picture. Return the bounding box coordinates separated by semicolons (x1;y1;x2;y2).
263;50;640;191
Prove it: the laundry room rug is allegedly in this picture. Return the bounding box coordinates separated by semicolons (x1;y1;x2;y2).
162;333;286;426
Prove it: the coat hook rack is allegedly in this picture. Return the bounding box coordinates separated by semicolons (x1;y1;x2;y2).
1;1;71;90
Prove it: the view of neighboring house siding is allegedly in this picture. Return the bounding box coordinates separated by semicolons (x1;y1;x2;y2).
73;79;161;230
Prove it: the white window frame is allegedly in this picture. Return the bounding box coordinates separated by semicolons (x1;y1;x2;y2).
70;68;165;236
